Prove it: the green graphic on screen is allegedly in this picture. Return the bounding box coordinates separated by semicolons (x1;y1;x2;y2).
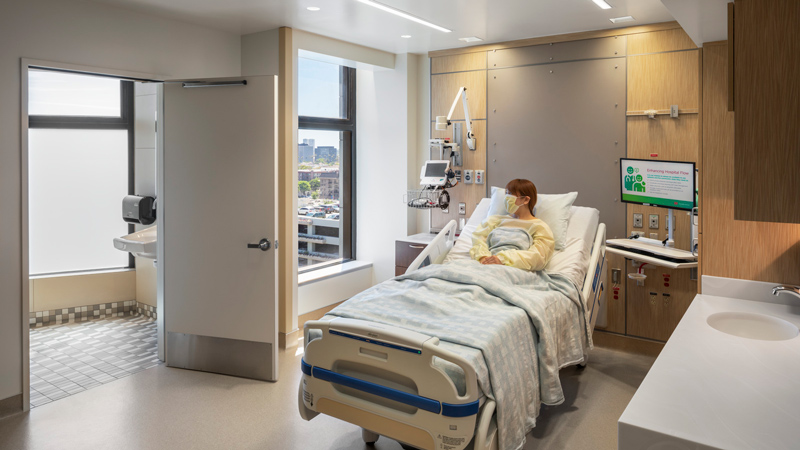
620;159;694;210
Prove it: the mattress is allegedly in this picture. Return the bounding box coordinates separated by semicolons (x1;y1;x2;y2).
443;199;600;289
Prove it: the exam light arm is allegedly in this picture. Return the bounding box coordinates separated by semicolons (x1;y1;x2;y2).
443;87;476;150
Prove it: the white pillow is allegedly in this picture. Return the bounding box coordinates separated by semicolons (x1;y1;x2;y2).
534;192;578;250
486;186;510;218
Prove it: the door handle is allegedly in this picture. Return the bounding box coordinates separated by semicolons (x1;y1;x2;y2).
247;239;271;251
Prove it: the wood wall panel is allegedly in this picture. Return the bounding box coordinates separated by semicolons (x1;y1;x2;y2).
429;21;682;57
627;50;701;112
733;0;800;223
627;28;697;55
626;260;696;341
429;121;487;230
431;71;487;121
431;53;487;74
702;42;800;285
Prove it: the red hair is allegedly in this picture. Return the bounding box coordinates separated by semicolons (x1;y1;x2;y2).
505;179;537;214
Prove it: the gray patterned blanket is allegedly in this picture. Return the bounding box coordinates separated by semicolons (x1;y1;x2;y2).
326;259;591;450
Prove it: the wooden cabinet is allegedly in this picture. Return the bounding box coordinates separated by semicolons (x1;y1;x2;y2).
394;234;434;276
732;0;800;223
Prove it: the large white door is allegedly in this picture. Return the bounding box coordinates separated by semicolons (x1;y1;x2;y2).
160;77;278;381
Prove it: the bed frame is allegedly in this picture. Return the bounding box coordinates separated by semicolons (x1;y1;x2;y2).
299;220;606;450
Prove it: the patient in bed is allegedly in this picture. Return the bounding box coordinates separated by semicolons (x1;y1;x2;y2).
469;178;555;271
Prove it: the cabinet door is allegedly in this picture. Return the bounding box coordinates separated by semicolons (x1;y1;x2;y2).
395;241;427;268
733;0;800;223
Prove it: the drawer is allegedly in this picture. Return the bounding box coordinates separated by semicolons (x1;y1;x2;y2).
395;241;427;268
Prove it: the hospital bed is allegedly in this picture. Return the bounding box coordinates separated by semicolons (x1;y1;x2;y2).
299;198;607;450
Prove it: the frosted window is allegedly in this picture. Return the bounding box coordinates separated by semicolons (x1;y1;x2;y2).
29;129;129;275
29;70;121;117
298;59;344;119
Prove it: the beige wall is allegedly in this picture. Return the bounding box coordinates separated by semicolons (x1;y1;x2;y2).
30;271;136;312
1;0;241;402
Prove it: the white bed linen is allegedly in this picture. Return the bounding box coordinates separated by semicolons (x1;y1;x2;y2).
443;200;599;289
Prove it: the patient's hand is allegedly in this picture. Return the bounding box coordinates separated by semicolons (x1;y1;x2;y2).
480;256;502;265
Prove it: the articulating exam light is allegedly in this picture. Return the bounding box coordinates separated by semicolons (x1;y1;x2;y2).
435;86;476;150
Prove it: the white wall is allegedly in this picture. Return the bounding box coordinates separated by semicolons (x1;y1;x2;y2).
357;53;420;284
0;0;241;403
241;29;280;77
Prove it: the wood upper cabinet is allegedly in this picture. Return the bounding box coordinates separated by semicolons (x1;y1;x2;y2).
733;0;800;223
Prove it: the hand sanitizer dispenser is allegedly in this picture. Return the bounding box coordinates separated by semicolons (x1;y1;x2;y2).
122;195;156;225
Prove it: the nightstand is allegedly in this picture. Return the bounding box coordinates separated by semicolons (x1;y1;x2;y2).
395;233;437;276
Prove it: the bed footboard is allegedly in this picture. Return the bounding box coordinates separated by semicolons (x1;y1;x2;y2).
299;317;483;450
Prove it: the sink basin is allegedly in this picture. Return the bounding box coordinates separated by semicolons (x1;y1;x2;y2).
113;225;157;259
707;312;799;341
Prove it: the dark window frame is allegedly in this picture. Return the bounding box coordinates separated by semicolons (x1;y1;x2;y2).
298;65;356;272
28;69;136;272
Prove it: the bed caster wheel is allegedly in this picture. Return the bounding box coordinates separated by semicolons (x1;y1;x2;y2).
362;428;379;445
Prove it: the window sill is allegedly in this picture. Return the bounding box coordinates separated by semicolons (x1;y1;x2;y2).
298;260;372;287
29;267;135;280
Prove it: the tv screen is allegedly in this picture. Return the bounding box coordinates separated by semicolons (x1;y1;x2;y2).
620;158;696;211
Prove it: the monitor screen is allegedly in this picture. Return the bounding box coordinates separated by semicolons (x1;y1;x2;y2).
620;158;696;211
424;162;448;177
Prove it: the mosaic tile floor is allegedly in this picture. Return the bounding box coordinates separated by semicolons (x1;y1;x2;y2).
29;315;160;408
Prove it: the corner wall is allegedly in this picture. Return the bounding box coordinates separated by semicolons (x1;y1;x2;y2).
0;0;241;406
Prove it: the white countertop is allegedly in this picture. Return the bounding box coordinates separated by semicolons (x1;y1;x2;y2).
619;292;800;449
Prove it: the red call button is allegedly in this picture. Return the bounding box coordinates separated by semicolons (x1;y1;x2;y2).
650;153;658;157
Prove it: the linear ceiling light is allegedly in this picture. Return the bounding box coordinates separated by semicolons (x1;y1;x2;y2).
356;0;452;33
591;0;613;9
609;15;635;23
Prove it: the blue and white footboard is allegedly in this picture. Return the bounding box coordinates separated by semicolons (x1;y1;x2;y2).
299;317;495;450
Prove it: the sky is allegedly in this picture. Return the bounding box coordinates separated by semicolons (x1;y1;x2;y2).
298;58;343;149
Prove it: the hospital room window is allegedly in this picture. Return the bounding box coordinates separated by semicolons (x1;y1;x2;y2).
298;58;356;271
27;69;134;275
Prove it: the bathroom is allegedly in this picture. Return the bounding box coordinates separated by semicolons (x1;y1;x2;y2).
27;69;160;408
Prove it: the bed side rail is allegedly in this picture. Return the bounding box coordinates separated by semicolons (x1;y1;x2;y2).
582;223;606;331
406;220;458;273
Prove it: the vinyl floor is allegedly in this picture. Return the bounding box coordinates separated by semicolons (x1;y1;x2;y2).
1;342;654;450
28;315;160;409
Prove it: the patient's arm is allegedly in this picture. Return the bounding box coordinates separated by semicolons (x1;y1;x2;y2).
496;223;555;271
469;216;501;262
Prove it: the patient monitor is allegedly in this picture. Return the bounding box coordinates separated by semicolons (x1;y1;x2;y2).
420;160;450;187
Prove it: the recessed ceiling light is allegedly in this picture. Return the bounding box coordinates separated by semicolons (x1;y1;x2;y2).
401;35;412;38
459;37;484;43
306;6;320;11
609;15;635;23
591;0;613;9
356;0;452;33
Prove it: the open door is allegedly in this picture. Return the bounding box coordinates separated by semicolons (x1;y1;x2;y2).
159;76;278;381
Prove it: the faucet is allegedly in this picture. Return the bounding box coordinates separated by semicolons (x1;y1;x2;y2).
772;285;800;299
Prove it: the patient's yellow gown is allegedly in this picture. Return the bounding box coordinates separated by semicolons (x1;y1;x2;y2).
469;215;555;271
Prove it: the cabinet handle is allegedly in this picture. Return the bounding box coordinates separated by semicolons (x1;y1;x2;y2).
408;244;426;249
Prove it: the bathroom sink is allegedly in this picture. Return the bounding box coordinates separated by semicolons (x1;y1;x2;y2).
113;225;156;259
707;312;799;341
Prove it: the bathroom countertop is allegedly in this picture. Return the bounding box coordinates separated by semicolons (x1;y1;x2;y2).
619;293;800;449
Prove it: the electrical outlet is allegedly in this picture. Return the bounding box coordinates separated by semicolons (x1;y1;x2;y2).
649;232;659;239
649;214;659;229
630;231;643;237
611;268;621;284
458;203;466;215
633;213;643;228
454;170;462;182
463;170;473;184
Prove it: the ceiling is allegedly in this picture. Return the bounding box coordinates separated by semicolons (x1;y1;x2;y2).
88;0;676;54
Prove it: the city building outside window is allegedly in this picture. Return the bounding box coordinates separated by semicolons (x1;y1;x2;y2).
297;58;355;271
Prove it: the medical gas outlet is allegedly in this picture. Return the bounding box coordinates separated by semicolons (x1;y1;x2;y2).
463;170;473;184
475;170;484;184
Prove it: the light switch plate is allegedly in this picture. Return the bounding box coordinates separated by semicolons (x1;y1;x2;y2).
649;214;659;229
633;213;643;228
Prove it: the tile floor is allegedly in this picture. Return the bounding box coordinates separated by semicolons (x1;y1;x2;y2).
29;315;160;408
